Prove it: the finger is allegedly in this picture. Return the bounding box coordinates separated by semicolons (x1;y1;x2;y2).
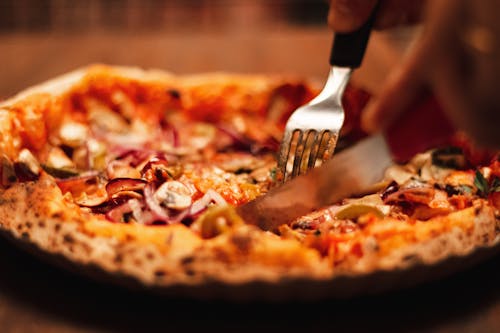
328;0;378;32
361;41;431;133
375;0;427;30
328;0;426;32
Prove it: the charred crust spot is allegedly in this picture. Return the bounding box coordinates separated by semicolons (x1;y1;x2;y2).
114;254;123;264
51;212;63;219
154;270;166;277
402;254;418;263
21;232;29;240
25;222;32;229
474;207;481;216
38;221;46;228
79;242;92;255
483;234;491;244
166;89;181;99
231;234;252;254
214;247;231;263
54;223;61;232
185;269;196;276
63;234;74;244
181;256;195;265
16;224;23;231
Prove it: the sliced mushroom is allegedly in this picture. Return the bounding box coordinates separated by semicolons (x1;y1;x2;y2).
86;98;129;133
87;138;107;170
46;147;75;169
17;149;41;176
59;121;89;147
384;165;414;185
154;181;192;210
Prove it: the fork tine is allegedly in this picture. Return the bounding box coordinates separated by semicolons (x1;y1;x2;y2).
298;130;319;176
277;129;294;182
320;131;339;162
291;130;306;178
306;130;322;170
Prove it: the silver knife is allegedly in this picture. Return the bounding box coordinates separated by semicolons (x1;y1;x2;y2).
236;96;456;231
236;134;392;231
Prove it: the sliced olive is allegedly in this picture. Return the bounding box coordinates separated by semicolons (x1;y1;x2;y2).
41;164;80;179
431;147;466;169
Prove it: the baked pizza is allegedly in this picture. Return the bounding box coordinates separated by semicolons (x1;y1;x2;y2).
0;65;499;299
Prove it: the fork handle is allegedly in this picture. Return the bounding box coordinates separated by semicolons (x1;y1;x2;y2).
329;2;379;68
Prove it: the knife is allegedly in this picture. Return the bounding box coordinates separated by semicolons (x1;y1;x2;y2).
236;96;456;231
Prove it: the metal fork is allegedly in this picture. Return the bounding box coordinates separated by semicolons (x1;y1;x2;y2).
277;6;378;183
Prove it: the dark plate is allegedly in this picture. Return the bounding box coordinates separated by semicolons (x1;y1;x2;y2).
1;227;499;302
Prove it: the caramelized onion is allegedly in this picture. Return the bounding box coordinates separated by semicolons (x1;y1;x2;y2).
105;178;147;198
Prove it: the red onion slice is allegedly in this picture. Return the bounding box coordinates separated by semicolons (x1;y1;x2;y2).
143;182;171;221
162;122;180;148
189;189;227;216
105;200;134;223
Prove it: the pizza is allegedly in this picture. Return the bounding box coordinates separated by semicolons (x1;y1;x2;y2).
0;65;499;298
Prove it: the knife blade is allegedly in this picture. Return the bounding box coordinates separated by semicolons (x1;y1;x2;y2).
237;134;393;230
236;96;456;231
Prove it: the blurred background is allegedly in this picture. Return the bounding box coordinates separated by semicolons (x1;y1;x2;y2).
0;0;416;98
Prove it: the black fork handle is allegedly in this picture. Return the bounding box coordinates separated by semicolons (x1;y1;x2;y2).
329;2;379;68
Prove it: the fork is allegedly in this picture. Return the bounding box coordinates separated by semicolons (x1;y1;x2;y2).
277;6;378;183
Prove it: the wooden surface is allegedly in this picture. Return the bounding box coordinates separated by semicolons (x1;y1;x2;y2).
0;236;499;333
0;27;415;99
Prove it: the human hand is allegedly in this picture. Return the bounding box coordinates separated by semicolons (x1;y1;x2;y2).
329;0;500;149
328;0;426;32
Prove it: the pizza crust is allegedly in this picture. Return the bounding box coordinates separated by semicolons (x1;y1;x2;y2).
0;64;499;299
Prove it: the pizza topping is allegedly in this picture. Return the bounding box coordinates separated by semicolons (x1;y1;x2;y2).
59;121;88;148
56;172;108;207
189;189;227;216
334;204;388;221
105;200;135;223
140;155;173;183
431;146;467;169
17;149;41;177
474;169;490;197
105;178;147;198
153;181;192;210
46;147;75;169
191;205;243;239
1;155;17;187
87;98;130;133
